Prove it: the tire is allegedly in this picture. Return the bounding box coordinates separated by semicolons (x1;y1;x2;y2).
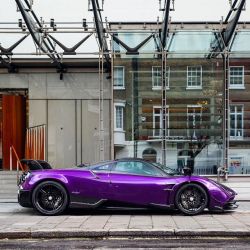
175;183;208;215
32;181;68;215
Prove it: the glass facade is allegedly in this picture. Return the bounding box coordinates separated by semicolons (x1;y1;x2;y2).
112;28;250;176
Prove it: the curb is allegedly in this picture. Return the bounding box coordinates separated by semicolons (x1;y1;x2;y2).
1;229;250;239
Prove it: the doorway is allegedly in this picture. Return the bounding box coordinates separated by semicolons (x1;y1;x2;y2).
0;90;27;170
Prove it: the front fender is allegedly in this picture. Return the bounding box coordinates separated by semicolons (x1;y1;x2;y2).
169;176;234;209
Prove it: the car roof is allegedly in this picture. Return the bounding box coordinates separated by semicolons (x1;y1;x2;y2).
116;157;146;162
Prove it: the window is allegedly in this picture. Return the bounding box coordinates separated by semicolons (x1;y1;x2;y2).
229;66;244;89
115;106;124;130
187;105;202;139
114;66;125;89
153;106;169;137
230;105;244;139
152;66;170;90
187;66;202;88
89;163;111;172
113;161;164;176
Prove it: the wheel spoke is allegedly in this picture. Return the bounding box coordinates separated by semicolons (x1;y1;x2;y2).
39;188;48;195
36;184;64;212
178;185;207;214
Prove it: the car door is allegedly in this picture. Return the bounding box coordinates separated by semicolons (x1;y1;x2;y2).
109;160;171;206
72;163;112;205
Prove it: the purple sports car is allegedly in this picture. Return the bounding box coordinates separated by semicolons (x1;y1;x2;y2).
18;158;238;216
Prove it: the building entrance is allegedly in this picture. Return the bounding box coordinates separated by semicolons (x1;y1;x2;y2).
0;90;27;170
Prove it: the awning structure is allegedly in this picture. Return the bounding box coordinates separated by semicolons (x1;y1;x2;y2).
0;0;249;73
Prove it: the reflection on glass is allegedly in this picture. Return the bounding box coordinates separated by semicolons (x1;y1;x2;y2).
113;29;250;176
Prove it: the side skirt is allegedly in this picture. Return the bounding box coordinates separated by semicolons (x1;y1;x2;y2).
69;196;107;209
149;203;175;210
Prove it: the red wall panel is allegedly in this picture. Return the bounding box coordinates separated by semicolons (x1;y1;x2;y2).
2;95;26;170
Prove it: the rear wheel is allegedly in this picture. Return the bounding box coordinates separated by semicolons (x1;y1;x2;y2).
175;183;208;215
32;181;68;215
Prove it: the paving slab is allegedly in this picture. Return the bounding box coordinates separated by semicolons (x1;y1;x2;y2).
0;202;250;239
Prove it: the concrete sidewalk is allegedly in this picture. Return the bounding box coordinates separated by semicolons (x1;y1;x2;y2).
0;203;250;239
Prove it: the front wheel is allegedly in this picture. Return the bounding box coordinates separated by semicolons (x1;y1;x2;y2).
32;181;68;215
175;183;208;215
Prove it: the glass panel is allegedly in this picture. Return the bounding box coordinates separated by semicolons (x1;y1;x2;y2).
230;31;250;57
91;164;110;171
187;66;202;87
113;33;157;58
167;31;218;58
229;53;250;175
113;50;224;175
115;106;123;129
230;66;244;87
114;66;124;87
152;66;161;88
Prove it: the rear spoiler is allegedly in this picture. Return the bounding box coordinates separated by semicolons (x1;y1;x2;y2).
20;159;52;171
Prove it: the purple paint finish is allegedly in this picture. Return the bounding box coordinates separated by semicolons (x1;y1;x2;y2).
18;159;237;214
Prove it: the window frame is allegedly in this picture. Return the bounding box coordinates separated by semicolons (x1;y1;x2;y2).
114;105;124;131
186;66;202;89
229;66;245;89
229;104;244;140
187;105;203;139
153;106;169;137
87;162;113;172
111;160;165;177
113;66;125;90
152;66;170;90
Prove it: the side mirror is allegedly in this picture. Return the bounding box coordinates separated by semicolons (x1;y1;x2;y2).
183;167;192;176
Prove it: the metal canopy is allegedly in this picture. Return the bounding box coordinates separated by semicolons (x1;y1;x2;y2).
91;0;110;69
0;35;29;56
0;56;17;73
160;0;172;49
0;34;29;72
208;0;246;58
48;34;93;55
15;0;65;77
222;0;246;47
112;34;154;55
0;1;248;69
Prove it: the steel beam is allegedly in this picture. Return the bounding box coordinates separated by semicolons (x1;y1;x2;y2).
112;34;153;55
222;0;246;47
160;0;171;49
91;0;110;69
207;0;246;58
15;0;65;75
0;56;17;72
0;34;29;55
48;33;93;55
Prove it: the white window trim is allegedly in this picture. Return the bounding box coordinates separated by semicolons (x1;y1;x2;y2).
153;105;169;137
186;66;202;90
229;66;245;89
230;105;244;140
187;105;202;138
114;102;125;132
113;66;125;90
152;66;170;90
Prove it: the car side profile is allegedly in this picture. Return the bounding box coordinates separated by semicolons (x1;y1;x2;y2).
18;158;238;216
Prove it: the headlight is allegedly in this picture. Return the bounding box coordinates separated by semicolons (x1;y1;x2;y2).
19;171;32;185
209;179;234;195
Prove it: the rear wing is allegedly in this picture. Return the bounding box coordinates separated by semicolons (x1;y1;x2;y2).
20;159;52;171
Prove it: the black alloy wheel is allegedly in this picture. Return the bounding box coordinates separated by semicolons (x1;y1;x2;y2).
32;181;68;215
175;183;208;215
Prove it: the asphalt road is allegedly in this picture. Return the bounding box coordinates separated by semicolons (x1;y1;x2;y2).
1;238;250;249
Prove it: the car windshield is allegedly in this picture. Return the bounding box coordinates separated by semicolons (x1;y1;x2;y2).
152;163;181;176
